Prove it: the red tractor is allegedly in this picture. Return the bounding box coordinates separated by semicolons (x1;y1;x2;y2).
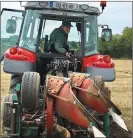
1;1;131;138
1;1;114;92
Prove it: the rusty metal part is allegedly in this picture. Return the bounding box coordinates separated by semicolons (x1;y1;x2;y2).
91;80;121;115
69;72;89;87
80;77;108;104
46;96;54;137
92;80;120;111
73;77;108;106
69;72;107;105
53;123;71;138
46;75;102;129
54;83;89;128
46;75;66;94
69;89;103;129
48;79;102;129
88;81;108;104
48;93;74;105
73;86;99;97
77;78;109;114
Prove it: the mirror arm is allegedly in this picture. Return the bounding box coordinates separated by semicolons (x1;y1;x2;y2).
98;24;109;29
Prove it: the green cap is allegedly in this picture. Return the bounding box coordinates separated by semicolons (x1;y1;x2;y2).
62;21;73;27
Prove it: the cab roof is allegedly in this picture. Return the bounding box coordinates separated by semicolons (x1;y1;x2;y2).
23;1;100;15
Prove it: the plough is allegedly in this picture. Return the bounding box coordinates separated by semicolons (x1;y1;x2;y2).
2;71;129;138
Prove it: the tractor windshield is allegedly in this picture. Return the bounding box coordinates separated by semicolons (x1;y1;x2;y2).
18;9;98;56
19;9;40;52
19;9;81;53
39;19;81;54
84;15;98;56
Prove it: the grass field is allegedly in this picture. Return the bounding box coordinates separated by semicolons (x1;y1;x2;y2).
105;60;132;130
0;59;132;132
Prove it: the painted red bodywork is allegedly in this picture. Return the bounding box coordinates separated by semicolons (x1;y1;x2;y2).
4;48;114;72
77;78;109;114
4;47;36;63
82;54;114;72
46;97;54;137
55;83;89;128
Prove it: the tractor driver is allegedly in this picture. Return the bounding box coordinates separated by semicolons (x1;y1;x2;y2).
49;21;73;57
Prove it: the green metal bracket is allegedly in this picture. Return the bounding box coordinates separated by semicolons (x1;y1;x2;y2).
88;122;94;138
90;122;94;127
10;93;21;138
15;105;21;138
104;113;109;137
11;94;19;105
15;83;21;93
21;127;38;136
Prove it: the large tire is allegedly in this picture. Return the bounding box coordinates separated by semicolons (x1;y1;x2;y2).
102;86;111;99
92;76;111;99
21;72;40;111
9;74;22;94
92;75;105;90
2;95;12;128
91;76;111;122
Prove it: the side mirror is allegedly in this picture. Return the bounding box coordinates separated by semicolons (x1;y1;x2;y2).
6;19;17;34
101;28;112;42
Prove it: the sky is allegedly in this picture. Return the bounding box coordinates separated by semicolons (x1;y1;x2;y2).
1;1;132;40
1;1;132;34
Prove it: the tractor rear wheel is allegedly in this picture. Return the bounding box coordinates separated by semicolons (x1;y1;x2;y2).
102;86;111;99
92;75;111;99
91;76;111;123
9;74;22;94
2;95;12;128
21;72;40;111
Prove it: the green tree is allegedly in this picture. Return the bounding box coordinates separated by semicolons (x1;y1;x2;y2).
120;27;132;58
98;27;132;59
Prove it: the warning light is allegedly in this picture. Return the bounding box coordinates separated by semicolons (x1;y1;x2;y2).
100;1;106;7
103;55;111;63
100;1;106;11
10;47;18;54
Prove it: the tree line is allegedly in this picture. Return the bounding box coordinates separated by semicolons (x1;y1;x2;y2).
99;27;132;59
0;27;132;59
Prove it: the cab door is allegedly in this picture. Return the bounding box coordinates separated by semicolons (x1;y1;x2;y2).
1;8;24;57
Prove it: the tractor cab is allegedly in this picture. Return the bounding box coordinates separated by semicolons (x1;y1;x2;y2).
1;1;115;82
